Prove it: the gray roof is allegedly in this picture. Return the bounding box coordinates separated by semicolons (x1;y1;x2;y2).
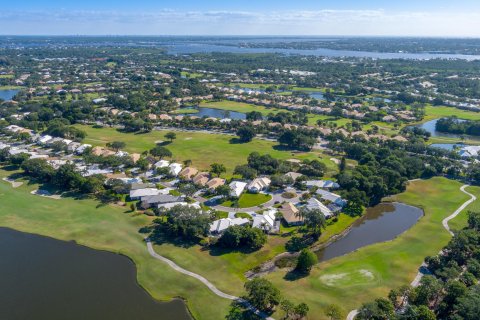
130;182;156;190
143;194;183;204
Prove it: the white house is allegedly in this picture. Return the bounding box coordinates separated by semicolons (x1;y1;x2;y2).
154;160;170;168
38;135;53;144
459;146;480;158
247;177;271;193
129;188;163;200
305;198;333;218
316;189;347;207
75;144;92;155
252;209;278;232
210;218;250;234
306;180;340;189
229;181;247;197
168;163;183;176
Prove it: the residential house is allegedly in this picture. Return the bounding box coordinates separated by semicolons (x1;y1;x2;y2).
206;178;226;189
193;172;210;186
168;163;183;176
284;172;303;181
252;209;279;233
247;177;271;193
209;218;250;234
229;181;247;197
280;202;303;226
130;182;156;190
140;194;181;209
306;180;340;189
129;188;163;200
179;167;199;180
305;198;333;218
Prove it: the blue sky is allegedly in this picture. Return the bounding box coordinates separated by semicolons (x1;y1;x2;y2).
2;1;480;36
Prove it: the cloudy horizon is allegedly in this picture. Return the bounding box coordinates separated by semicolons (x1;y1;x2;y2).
2;1;480;37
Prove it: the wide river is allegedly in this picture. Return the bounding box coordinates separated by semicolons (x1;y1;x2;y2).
316;202;423;262
0;227;191;320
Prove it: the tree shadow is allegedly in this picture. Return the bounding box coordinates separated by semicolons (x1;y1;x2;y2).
229;137;247;144
208;244;260;257
1;164;20;172
283;269;309;281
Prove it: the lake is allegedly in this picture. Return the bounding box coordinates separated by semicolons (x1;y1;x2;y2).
0;89;19;101
166;42;480;60
0;227;191;320
178;106;247;120
413;118;480;142
316;203;423;262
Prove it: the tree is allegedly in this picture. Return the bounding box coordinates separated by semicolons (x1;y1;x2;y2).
339;157;346;172
21;158;54;182
296;248;318;274
53;164;84;191
324;304;343;320
234;165;257;180
343;201;363;217
244;278;281;312
297;207;326;238
210;163;226;177
164;132;177;142
357;298;394;320
216;184;232;198
246;111;263;121
218;226;267;250
237;126;256;143
178;183;197;197
106;141;126;152
10;153;30;166
163;205;210;240
150;146;172;159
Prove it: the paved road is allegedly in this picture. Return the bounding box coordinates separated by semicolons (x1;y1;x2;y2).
346;185;476;319
442;185;476;236
146;240;275;320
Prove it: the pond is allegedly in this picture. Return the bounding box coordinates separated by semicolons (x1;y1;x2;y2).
429;143;466;151
413;118;480;142
0;227;191;320
316;203;423;262
178;106;246;120
0;89;19;101
308;92;325;100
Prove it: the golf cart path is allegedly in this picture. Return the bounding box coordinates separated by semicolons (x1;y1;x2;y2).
146;240;274;320
347;184;476;320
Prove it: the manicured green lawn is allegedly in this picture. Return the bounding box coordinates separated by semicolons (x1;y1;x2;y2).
0;169;230;320
0;85;22;90
221;193;272;208
199;100;285;116
0;74;14;79
424;105;480;121
75;125;321;176
265;177;475;319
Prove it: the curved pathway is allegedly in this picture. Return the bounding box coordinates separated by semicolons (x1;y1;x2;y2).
346;184;476;319
146;240;274;320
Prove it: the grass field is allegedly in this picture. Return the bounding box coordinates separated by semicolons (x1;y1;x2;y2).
265;177;475;319
221;193;272;208
199;100;285;116
0;74;14;79
424;105;480;122
0;169;230;320
75;125;329;176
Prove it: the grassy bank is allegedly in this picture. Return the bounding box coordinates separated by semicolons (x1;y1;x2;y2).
265;177;475;319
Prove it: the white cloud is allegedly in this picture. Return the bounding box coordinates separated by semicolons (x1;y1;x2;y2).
1;9;480;36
